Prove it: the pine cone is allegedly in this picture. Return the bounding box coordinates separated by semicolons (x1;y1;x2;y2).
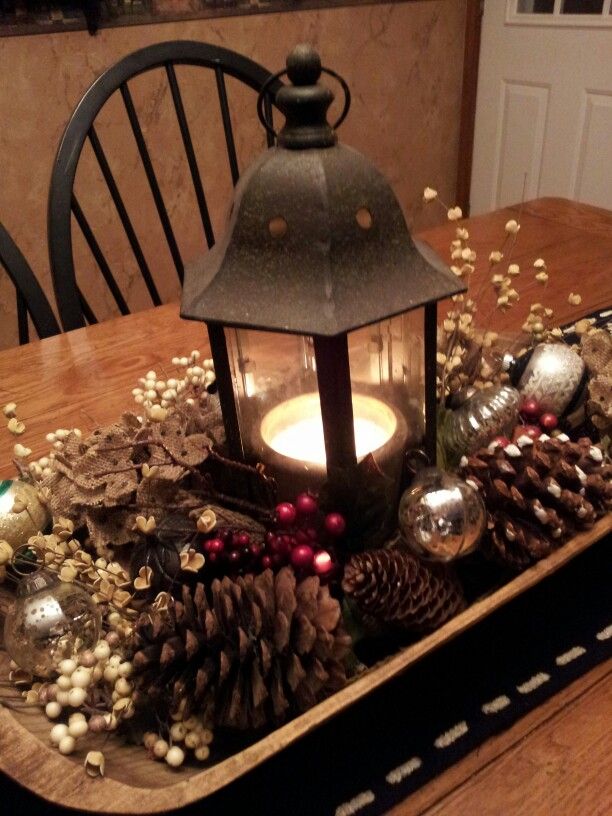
460;434;611;568
131;567;351;730
342;548;465;632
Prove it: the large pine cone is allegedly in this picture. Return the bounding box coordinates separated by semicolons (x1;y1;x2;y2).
132;567;351;730
460;434;612;568
342;548;465;632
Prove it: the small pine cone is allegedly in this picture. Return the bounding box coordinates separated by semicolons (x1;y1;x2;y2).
489;512;553;570
132;568;351;730
460;434;611;568
342;548;465;633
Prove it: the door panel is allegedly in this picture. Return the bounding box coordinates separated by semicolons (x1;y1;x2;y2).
494;81;550;207
572;91;612;206
470;0;612;214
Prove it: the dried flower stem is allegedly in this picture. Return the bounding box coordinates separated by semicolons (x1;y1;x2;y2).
93;439;156;453
92;460;176;478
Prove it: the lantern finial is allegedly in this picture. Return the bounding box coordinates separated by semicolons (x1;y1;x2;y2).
276;44;337;150
286;43;321;85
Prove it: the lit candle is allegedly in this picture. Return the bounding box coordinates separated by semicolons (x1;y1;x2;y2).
261;393;397;465
258;392;407;495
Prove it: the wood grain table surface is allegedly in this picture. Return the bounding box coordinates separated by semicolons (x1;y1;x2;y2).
1;196;611;480
0;196;611;814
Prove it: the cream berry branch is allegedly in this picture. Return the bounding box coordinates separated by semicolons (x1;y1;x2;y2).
423;189;524;397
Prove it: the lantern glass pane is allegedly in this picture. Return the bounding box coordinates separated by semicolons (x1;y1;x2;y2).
225;310;424;498
347;309;425;486
225;327;322;494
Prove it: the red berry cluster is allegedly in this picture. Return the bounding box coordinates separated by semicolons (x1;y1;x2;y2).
199;493;345;581
202;528;264;574
266;495;344;580
492;398;559;448
517;398;558;439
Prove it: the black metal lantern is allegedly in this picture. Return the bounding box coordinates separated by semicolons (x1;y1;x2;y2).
182;44;464;501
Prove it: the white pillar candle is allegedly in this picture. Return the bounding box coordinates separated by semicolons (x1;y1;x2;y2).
261;392;398;466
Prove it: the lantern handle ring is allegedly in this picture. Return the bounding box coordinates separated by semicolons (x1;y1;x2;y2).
256;66;351;139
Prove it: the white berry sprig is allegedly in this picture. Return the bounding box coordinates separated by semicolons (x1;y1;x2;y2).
142;704;214;769
131;350;215;422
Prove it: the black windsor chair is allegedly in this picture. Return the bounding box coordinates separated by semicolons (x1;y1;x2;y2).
48;41;280;332
0;222;60;345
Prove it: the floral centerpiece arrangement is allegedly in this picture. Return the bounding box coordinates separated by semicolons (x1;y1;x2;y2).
1;196;610;775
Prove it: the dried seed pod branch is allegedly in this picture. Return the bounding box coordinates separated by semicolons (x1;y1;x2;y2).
423;187;589;400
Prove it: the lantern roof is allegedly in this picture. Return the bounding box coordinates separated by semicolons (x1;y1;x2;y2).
181;45;465;337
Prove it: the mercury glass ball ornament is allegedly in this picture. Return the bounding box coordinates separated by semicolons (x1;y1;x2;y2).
398;468;486;561
445;384;521;457
4;568;101;678
0;479;51;552
509;343;586;417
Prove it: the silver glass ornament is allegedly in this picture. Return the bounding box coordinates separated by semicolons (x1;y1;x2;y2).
447;385;477;410
516;343;585;416
445;384;520;457
398;468;486;561
3;568;101;677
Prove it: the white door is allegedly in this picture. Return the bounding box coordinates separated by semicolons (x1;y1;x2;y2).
470;0;612;214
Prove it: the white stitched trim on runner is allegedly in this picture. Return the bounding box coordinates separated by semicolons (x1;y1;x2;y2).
338;624;609;811
434;721;468;749
335;791;375;816
481;695;511;714
386;757;423;785
556;646;586;666
517;672;550;694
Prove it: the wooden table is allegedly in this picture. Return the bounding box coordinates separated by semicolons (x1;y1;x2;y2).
0;197;610;814
1;196;611;478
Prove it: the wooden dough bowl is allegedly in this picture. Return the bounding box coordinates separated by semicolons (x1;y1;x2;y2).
1;516;609;814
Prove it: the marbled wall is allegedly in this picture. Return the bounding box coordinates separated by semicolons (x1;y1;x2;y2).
0;0;467;348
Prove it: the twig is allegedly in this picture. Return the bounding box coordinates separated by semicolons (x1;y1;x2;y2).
442;176;530;396
471;176;527;330
203;486;274;520
0;699;41;712
93;439;155;453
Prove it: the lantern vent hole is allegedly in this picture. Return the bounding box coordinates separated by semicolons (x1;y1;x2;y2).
355;208;373;230
269;216;288;238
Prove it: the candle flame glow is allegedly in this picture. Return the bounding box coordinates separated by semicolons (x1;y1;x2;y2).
261;392;397;466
